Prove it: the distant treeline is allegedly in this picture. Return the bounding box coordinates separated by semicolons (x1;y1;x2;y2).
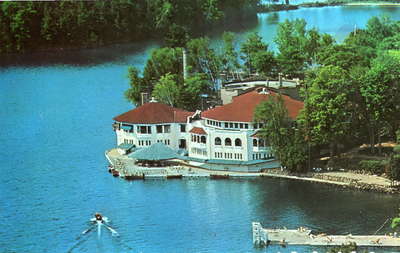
0;0;259;54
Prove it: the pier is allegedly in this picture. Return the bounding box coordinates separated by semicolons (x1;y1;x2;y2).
252;222;400;247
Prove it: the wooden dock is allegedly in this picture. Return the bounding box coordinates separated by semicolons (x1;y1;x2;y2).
252;222;400;247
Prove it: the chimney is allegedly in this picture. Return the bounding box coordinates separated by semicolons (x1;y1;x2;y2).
183;48;188;80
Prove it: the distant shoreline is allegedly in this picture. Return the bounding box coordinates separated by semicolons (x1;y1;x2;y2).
257;1;400;13
345;1;400;5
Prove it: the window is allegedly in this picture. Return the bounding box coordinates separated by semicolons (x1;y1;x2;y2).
215;137;221;145
253;139;258;147
218;122;221;127
259;139;265;147
234;123;239;128
224;122;229;128
196;135;200;143
235;138;242;147
201;136;206;144
157;125;163;133
122;124;133;133
225;138;232;146
139;126;151;134
244;124;249;129
239;123;243;129
180;124;186;132
229;123;234;128
164;125;171;133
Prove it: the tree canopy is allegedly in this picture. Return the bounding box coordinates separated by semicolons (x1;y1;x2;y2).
0;0;260;53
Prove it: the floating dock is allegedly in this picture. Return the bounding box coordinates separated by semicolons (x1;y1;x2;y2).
252;222;400;247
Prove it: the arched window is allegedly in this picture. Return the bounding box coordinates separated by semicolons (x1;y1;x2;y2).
235;138;242;147
253;139;258;147
215;137;221;145
225;138;232;146
259;139;265;147
201;136;206;144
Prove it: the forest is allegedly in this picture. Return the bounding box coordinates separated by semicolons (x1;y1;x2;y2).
0;0;259;53
125;16;400;177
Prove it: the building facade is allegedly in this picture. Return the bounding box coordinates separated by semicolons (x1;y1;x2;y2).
112;87;304;170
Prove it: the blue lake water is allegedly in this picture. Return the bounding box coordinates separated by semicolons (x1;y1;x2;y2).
1;6;400;253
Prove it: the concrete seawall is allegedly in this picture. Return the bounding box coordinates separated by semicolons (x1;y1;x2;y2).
105;149;398;193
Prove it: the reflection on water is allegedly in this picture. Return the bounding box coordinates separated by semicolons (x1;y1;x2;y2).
266;13;281;24
0;41;159;68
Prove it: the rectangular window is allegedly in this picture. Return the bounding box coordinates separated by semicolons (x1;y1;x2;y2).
122;124;133;133
234;123;239;128
180;124;186;132
239;123;243;129
224;122;229;128
244;124;249;129
164;125;171;133
140;126;151;134
229;123;234;128
157;125;163;133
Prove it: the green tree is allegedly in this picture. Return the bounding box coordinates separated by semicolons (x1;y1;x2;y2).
125;67;144;106
152;73;180;106
305;66;354;155
219;32;240;80
186;37;221;89
178;73;211;111
164;23;189;48
360;54;400;148
240;32;268;74
254;95;307;172
317;44;374;70
142;47;183;91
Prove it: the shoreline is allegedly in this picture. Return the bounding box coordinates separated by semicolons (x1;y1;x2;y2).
345;1;400;5
106;149;398;194
257;1;400;13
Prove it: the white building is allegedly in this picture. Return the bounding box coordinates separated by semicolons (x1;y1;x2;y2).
112;87;303;171
113;102;194;151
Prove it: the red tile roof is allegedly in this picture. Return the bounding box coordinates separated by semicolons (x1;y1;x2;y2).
114;102;194;124
189;127;207;135
202;89;303;122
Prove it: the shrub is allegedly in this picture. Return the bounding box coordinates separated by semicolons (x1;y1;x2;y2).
358;160;387;175
326;157;364;171
389;154;400;181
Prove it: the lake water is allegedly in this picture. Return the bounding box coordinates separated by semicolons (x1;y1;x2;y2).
1;5;400;253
